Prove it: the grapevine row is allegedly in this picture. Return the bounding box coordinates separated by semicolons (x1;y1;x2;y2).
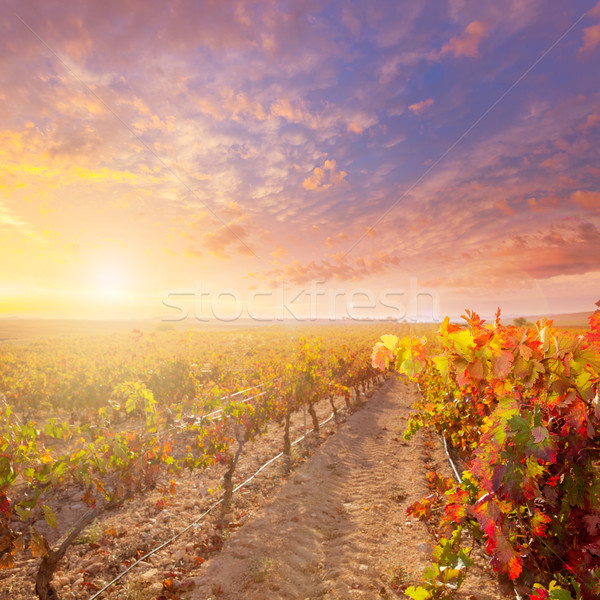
373;303;600;600
1;328;391;600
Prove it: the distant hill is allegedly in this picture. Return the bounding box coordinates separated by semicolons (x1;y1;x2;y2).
525;312;590;328
0;311;593;343
0;318;162;342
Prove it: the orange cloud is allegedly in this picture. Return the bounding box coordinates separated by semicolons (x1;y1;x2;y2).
408;98;435;115
325;232;349;248
421;223;600;289
580;23;600;53
270;246;287;259
176;210;255;260
345;112;377;134
542;230;567;246
202;222;254;260
580;2;600;53
251;251;401;286
195;96;224;121
222;88;267;122
347;121;364;134
270;98;317;128
572;189;600;210
184;247;203;259
527;195;559;212
580;113;600;132
128;97;174;133
302;160;348;192
221;201;244;218
495;198;515;216
439;21;489;59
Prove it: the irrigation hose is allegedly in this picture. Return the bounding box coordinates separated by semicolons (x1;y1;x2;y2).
87;410;337;600
441;432;462;484
415;381;522;600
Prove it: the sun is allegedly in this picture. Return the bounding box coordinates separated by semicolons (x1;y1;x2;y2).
93;264;128;301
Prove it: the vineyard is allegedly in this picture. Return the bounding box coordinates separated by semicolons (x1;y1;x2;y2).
1;307;599;600
0;321;426;599
373;302;600;600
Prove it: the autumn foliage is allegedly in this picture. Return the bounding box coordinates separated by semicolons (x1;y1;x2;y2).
0;324;391;599
373;302;600;599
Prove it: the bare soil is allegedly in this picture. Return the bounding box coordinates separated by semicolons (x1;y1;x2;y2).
184;378;511;600
1;378;511;600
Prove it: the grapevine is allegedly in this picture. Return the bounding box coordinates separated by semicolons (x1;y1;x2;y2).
0;323;400;598
373;303;600;600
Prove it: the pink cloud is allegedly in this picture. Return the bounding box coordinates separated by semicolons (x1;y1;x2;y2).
580;23;600;53
184;247;203;259
325;232;349;248
270;246;287;259
221;201;244;218
580;2;600;53
421;223;600;289
579;113;600;132
196;222;254;260
572;189;600;211
506;223;600;277
527;195;559;212
439;21;489;59
251;251;402;286
495;198;515;216
302;160;348;192
408;98;435;114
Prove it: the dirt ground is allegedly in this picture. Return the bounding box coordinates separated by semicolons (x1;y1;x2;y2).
183;378;511;600
1;377;512;600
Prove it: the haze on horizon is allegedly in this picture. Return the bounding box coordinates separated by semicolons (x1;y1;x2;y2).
1;1;600;322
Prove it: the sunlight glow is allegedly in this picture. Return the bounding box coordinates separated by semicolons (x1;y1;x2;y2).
94;264;128;301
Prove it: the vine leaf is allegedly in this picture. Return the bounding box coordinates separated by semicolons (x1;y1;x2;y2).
43;505;57;529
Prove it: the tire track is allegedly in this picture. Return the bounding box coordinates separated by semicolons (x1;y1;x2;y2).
187;378;434;600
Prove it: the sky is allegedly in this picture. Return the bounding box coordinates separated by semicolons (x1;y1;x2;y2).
1;0;600;322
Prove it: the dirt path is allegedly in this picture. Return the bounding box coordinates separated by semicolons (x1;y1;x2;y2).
186;379;509;600
0;377;510;599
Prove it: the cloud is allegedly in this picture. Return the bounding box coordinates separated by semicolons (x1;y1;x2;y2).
302;160;348;192
420;223;600;290
0;202;30;233
579;2;600;53
184;247;203;260
251;251;402;286
270;98;317;128
270;245;287;259
408;98;435;115
495;198;516;216
572;189;600;210
222;88;268;122
201;222;254;260
580;23;600;53
1;0;599;317
221;201;244;218
325;232;349;248
508;236;600;279
542;229;567;246
527;195;559;211
438;21;489;59
173;205;257;261
346;111;378;134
